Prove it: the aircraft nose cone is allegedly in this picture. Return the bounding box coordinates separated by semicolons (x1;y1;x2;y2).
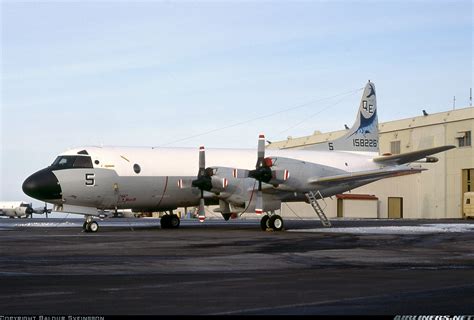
22;168;62;201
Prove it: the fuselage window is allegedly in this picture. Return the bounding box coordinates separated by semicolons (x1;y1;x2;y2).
133;164;141;174
51;156;93;170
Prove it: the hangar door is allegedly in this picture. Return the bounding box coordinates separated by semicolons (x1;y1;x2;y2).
462;169;473;193
388;197;403;219
462;169;474;216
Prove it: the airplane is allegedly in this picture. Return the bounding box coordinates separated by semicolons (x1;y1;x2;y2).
0;201;51;218
22;81;456;232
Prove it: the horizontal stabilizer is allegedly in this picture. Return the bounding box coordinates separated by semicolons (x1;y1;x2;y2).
373;145;456;166
308;167;426;185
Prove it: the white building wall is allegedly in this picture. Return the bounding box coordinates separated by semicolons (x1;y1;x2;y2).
342;199;378;218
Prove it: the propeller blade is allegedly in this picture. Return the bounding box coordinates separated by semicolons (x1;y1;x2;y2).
191;146;213;223
255;189;263;215
198;197;206;223
198;146;206;177
256;134;265;168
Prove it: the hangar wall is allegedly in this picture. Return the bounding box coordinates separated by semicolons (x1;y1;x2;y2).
269;107;474;219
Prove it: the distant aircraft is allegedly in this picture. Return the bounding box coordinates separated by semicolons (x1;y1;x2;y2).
22;81;455;232
0;201;50;218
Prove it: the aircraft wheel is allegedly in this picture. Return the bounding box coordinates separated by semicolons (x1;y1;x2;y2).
260;215;270;231
88;221;99;233
269;215;284;231
82;222;88;232
169;215;180;228
160;215;171;229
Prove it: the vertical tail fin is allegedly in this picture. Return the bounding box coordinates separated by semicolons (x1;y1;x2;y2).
306;81;379;153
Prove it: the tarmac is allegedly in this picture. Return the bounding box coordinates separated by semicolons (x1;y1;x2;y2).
0;217;473;315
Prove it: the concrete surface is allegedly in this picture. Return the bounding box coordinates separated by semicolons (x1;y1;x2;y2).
0;218;473;315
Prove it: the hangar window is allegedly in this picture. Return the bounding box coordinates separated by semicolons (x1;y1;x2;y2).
51;156;93;169
133;164;141;174
457;131;471;148
390;140;401;155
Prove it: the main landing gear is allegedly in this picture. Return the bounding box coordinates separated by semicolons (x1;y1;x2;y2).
83;216;99;233
160;211;180;229
260;213;284;232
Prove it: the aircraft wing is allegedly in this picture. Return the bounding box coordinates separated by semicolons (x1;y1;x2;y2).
372;145;456;166
308;166;425;186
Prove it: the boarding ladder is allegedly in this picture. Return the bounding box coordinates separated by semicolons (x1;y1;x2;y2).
305;190;332;227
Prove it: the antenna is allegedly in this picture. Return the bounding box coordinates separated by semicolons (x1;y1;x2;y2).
470;88;472;107
453;96;456;110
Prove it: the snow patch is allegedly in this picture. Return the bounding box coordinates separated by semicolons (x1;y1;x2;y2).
13;221;79;227
289;223;474;234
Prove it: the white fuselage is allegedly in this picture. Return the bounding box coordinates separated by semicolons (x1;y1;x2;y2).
60;146;378;176
45;146;380;215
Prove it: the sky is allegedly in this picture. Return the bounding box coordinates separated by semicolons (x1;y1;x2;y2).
1;0;473;208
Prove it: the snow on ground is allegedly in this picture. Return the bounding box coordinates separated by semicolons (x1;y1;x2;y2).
289;224;474;234
12;221;80;227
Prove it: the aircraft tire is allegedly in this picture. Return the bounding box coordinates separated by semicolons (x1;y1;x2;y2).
269;215;284;231
170;215;180;228
88;221;99;233
260;215;270;231
82;222;88;232
160;215;171;229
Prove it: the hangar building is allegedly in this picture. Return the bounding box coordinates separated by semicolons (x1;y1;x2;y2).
267;107;474;220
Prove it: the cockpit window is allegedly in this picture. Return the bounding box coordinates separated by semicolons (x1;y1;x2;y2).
51;156;93;169
52;156;74;167
73;156;93;168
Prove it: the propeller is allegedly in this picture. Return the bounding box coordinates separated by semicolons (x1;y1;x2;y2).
31;202;51;218
185;146;230;223
191;146;212;223
25;204;35;218
248;134;273;215
43;202;49;219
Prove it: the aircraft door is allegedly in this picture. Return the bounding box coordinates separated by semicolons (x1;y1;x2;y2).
101;182;120;209
388;197;403;219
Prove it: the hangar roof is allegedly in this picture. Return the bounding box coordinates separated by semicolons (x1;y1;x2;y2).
268;106;474;149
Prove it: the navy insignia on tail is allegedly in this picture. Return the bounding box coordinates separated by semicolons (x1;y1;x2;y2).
349;110;377;138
